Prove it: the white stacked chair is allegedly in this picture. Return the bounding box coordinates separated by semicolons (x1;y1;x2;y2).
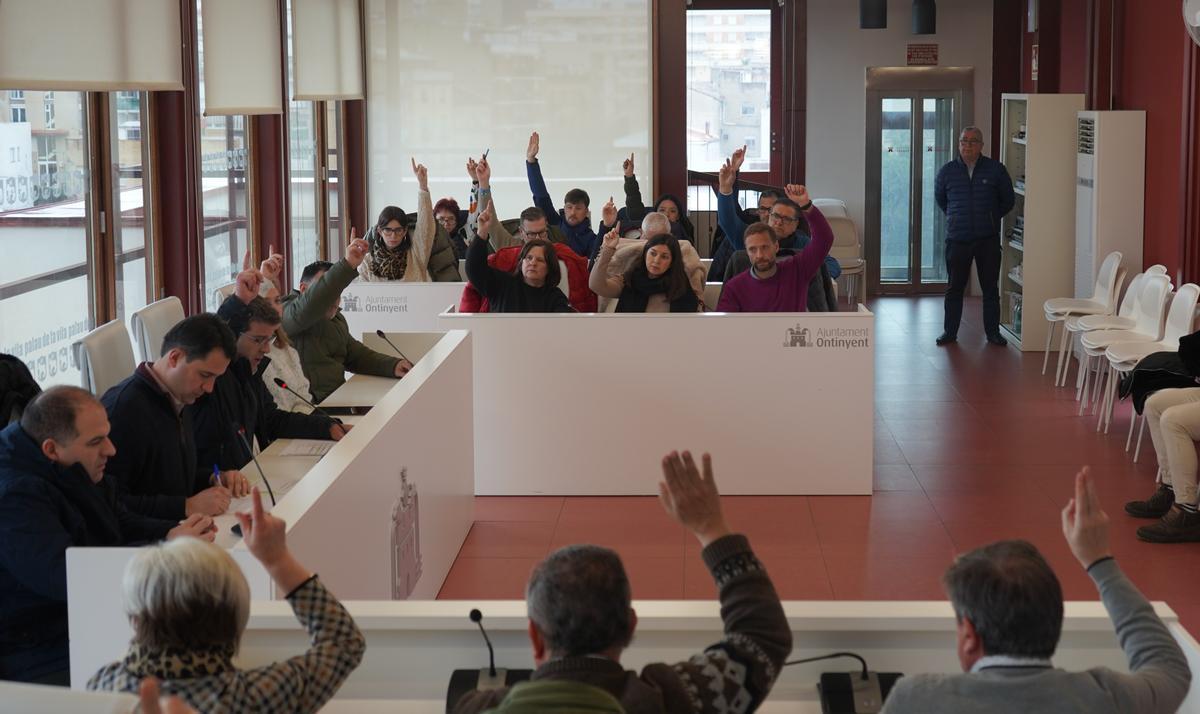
72;320;137;397
826;215;866;308
1042;251;1124;386
129;297;185;363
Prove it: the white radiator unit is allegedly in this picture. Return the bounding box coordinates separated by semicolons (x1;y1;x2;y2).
1074;110;1146;298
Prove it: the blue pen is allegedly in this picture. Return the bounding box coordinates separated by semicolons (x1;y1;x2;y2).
211;463;222;488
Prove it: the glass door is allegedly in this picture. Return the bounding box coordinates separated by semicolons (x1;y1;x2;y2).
869;90;960;294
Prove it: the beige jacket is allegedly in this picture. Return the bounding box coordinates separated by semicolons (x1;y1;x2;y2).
357;188;435;282
592;238;706;312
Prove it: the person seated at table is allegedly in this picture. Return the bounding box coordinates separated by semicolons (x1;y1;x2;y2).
103;313;246;521
193;270;347;473
452;450;792;713
590;204;706;312
250;250;315;414
88;487;366;712
715;185;835;313
357;159;460;283
620;152;694;242
283;236;413;403
525;131;600;259
721;246;838;312
1123;383;1200;543
465;201;573;314
880;468;1191;714
0;387;214;685
435;197;471;260
589;220;700;313
460;156;596;313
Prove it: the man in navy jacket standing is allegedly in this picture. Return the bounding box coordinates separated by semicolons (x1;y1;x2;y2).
934;126;1015;346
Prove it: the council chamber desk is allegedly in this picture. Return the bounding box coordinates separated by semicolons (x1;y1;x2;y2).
440;307;875;496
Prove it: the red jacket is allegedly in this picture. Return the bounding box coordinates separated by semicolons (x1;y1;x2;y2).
459;244;597;313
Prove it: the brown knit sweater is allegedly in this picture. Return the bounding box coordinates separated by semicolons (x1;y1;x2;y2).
453;534;792;714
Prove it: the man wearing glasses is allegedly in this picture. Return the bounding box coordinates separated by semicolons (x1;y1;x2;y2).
191;269;347;476
934;127;1016;346
714;146;841;283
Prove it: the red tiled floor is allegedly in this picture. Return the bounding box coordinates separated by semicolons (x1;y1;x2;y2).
440;296;1200;637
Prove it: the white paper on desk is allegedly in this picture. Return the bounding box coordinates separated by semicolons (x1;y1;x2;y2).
279;439;334;457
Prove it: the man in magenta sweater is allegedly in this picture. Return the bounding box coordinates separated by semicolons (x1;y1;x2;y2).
715;184;835;312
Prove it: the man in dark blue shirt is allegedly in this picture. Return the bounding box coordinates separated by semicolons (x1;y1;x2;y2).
934;126;1016;346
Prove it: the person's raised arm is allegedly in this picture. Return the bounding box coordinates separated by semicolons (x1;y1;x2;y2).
472;156;516;250
235;488;366;712
465;201;506;299
525;131;561;226
784;184;834;285
1061;467;1191;712
282;231;366;335
411;158;436;267
651;451;791;711
717;147;750;250
622;152;647;221
588;222;625;299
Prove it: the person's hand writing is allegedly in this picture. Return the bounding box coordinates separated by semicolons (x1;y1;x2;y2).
1062;466;1113;569
412;158;429;192
393;358;414;377
785;183;812;208
659;451;730;547
166;514;216;543
467;157;479;181
185;485;231;517
526;131;540;163
623;153;635;178
345;228;369;268
477;200;494;239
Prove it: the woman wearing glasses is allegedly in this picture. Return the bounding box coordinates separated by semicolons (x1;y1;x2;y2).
358;159;461;282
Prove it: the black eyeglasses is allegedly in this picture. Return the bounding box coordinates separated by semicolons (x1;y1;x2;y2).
769;212;799;224
380;226;407;236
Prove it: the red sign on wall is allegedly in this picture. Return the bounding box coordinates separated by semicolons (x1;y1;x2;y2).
906;44;939;66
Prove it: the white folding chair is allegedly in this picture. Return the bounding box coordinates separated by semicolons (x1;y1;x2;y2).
1043;251;1124;386
827;215;866;309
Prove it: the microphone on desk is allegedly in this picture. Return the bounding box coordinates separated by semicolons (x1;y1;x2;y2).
375;329;412;363
233;425;277;506
272;377;344;425
784;651;903;714
445;608;532;711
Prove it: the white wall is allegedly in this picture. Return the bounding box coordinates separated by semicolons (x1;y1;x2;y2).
805;0;994;233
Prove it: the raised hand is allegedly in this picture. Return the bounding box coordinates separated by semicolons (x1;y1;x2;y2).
730;145;747;172
526;131;540;163
411;158;429;192
623;153;635;178
1062;466;1112;569
784;183;812;208
466;157;479;181
234;488;311;593
259;245;283;284
602;196;618;228
659;451;730;547
718;157;736;196
234;268;264;304
477;156;492;188
602;225;621;251
167;513;216;543
345;228;369;268
241;248;253;271
477;200;495;238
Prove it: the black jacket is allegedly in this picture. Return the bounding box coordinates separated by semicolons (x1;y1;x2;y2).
190;355;335;472
464;236;573;314
0;423;172;682
102;366;208;520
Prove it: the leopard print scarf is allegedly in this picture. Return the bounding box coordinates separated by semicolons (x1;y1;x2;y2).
368;227;411;280
122;642;236;680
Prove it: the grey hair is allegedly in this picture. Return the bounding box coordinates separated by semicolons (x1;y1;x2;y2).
961;126;984;140
123;537;251;652
526;544;633;658
640;211;671;238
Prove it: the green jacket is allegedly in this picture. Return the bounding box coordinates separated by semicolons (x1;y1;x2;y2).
483;681;624;714
428;229;463;281
281;259;399;402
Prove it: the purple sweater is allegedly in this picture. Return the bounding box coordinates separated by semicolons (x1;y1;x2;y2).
716;206;835;312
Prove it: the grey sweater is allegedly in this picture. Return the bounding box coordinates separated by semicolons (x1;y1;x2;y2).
881;558;1191;714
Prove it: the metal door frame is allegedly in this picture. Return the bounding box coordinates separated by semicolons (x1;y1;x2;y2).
865;67;974;295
